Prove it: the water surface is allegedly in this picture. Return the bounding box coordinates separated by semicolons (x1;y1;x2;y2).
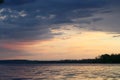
0;64;120;80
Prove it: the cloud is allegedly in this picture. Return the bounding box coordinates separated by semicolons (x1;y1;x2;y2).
113;35;120;38
0;0;120;59
0;0;111;41
0;47;30;59
4;0;36;5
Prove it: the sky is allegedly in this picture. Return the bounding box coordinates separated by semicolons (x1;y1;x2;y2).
0;0;120;60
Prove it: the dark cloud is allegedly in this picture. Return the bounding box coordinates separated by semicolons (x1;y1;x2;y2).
0;0;111;41
4;0;36;5
0;0;119;41
0;0;120;59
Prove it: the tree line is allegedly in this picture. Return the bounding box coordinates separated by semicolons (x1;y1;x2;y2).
95;54;120;63
0;54;120;64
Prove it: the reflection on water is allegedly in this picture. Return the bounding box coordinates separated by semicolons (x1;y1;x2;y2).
0;64;120;80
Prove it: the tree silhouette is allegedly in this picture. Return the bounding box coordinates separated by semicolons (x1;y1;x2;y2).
97;54;120;63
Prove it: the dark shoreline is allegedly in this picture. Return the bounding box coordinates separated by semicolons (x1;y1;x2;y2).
0;54;120;64
0;59;120;64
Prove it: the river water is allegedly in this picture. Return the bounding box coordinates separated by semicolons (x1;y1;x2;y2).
0;64;120;80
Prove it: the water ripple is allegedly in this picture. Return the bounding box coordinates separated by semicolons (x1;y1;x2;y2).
0;64;119;80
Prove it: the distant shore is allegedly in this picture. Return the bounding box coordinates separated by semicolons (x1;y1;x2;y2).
0;54;120;64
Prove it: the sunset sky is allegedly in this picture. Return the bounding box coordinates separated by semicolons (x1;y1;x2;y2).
0;0;120;60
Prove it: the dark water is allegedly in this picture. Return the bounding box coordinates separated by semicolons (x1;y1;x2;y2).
0;64;120;80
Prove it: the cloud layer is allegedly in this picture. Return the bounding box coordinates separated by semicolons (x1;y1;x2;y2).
0;0;120;59
0;0;115;41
